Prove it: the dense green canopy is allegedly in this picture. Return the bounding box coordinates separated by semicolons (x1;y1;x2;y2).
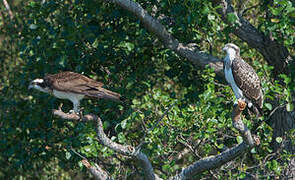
0;0;294;179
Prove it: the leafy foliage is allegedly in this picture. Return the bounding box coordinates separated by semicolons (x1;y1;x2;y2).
0;0;294;179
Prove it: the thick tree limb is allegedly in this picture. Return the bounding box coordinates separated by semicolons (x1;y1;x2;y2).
82;159;113;180
53;100;255;179
94;114;161;180
218;0;291;75
102;0;224;77
53;109;161;180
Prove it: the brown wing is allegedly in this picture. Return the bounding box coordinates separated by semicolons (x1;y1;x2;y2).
232;57;263;109
44;72;121;101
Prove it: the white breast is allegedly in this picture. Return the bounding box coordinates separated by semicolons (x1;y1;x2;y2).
224;57;243;99
53;90;85;103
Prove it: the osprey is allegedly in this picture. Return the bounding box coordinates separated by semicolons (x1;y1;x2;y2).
223;43;263;116
29;71;121;113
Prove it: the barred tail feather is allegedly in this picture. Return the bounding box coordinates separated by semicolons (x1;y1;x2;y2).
100;88;121;102
86;88;122;102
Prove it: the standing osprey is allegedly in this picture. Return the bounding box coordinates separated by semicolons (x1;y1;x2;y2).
29;71;121;113
223;43;263;116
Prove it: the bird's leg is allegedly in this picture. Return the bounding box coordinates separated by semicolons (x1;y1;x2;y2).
79;107;84;119
70;101;80;114
58;103;63;111
237;98;246;111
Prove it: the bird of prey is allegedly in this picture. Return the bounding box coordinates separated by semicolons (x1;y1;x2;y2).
223;43;263;116
29;71;121;113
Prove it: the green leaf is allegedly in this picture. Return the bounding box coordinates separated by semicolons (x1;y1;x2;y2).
265;103;273;111
275;137;283;143
286;103;294;112
65;152;71;160
121;119;127;129
236;136;243;144
78;161;83;168
227;13;238;24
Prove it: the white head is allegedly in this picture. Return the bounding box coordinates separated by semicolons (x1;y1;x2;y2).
223;43;240;57
28;78;50;93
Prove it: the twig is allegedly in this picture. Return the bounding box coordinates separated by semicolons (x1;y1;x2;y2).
70;147;87;160
69;146;112;180
137;103;175;149
240;3;261;16
169;101;255;179
53;101;255;179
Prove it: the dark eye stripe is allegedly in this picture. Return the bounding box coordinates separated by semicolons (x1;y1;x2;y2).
227;45;238;52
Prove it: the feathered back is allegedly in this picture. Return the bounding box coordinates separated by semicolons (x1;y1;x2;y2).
44;71;121;101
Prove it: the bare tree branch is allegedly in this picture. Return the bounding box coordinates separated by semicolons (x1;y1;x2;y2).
2;0;14;20
102;0;224;77
53;99;255;180
218;0;292;75
53;109;162;180
94;114;162;180
137;103;175;149
70;147;113;180
82;159;113;180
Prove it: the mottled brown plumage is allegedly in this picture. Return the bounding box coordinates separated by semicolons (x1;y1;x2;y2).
44;71;121;101
232;57;263;112
223;43;263;116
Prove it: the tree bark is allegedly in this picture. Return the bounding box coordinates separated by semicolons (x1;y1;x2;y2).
53;100;256;179
270;107;295;179
102;0;224;77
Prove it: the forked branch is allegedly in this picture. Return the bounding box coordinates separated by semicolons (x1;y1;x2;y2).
53;109;161;180
53;99;255;179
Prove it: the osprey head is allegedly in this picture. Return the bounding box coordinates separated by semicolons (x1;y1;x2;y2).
223;43;240;56
28;78;50;93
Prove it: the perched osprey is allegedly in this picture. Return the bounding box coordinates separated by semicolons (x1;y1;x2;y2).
29;71;121;113
223;43;263;116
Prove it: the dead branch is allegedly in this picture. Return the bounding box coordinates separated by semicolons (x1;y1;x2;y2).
82;159;113;180
70;147;113;180
53;109;162;180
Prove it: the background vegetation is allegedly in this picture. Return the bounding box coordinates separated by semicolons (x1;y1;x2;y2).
0;0;294;179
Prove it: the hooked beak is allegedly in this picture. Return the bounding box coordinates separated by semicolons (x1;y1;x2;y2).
222;47;227;51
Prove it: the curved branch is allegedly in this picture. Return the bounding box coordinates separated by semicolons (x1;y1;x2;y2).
53;109;161;180
218;0;291;75
102;0;223;77
170;103;255;179
53;102;255;179
94;114;161;180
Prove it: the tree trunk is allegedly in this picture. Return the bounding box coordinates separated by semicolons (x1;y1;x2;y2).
270;107;295;178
